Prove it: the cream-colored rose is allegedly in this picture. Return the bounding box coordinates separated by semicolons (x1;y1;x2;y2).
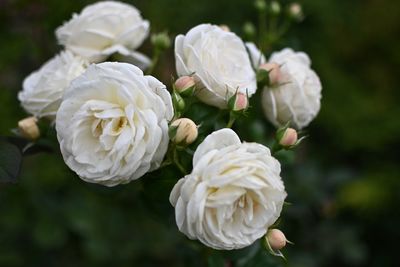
175;24;257;108
56;62;173;186
170;129;286;250
18;51;87;120
56;1;150;67
262;48;322;129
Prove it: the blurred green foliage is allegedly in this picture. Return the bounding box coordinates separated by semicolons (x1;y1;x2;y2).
1;0;399;266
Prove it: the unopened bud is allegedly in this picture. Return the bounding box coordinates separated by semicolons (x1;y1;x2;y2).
172;91;185;112
243;22;256;40
219;24;230;32
259;62;281;86
266;229;287;250
18;116;40;140
279;128;298;147
228;92;248;112
174;76;195;96
288;3;303;21
170;118;198;145
151;32;171;51
270;1;281;15
254;0;267;12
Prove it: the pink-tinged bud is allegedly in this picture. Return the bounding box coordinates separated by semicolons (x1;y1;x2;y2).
18;116;40;140
266;229;287;250
288;3;303;21
279;128;298;147
228;92;249;112
219;24;230;32
170;118;198;145
174;76;196;96
259;62;281;86
234;93;248;111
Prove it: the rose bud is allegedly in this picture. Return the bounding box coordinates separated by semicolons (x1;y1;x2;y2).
219;24;230;32
228;92;249;112
170;118;198;145
18;116;40;140
151;32;171;51
254;0;267;12
243;22;256;40
270;1;281;15
288;3;304;21
266;229;287;250
174;76;196;96
258;62;281;86
172;90;186;113
279;127;298;147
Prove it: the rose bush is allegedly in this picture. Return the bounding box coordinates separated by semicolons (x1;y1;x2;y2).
56;62;173;186
56;1;150;66
261;48;322;129
170;128;286;250
175;24;257;108
18;50;87;120
4;0;329;262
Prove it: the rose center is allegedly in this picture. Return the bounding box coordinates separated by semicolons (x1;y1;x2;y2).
91;116;128;137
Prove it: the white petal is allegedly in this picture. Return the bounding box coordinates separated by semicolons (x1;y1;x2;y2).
193;128;241;166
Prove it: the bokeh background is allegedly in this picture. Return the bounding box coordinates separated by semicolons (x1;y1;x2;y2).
1;0;399;266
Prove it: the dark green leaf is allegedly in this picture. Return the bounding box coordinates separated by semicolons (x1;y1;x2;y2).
0;140;22;183
207;251;225;267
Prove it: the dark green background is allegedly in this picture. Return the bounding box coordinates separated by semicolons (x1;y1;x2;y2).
1;0;399;266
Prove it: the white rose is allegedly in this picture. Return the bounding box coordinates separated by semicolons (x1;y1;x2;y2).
18;50;87;120
175;24;257;108
56;1;150;67
170;128;286;250
262;48;322;129
56;62;173;186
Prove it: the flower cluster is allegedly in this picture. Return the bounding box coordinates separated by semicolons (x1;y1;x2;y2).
19;1;150;120
15;0;322;256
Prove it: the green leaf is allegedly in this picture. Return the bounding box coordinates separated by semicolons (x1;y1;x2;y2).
0;140;22;183
3;136;29;151
207;251;225;267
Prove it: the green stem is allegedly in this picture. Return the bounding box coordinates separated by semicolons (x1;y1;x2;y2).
277;19;291;39
173;148;186;175
159;143;174;168
146;48;161;75
258;9;267;51
160;160;172;169
270;16;278;37
226;113;236;128
271;142;282;156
